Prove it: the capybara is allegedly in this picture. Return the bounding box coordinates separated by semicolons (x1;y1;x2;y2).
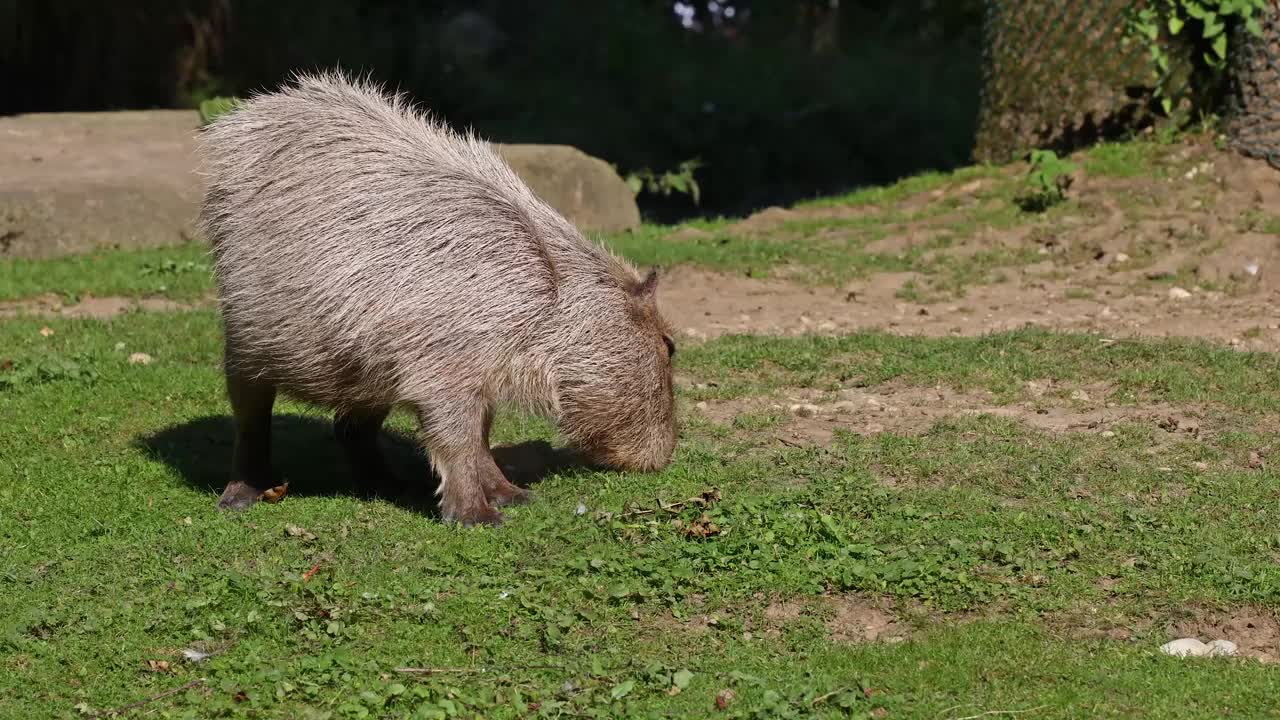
197;71;677;526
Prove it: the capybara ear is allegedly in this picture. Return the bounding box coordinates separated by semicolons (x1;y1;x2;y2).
631;268;659;300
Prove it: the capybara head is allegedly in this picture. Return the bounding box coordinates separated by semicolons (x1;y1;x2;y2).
557;268;677;472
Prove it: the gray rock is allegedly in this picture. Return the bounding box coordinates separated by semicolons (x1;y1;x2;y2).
495;144;641;233
0;111;640;259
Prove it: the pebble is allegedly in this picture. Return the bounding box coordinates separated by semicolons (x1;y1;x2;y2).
1070;389;1090;402
1100;430;1116;438
1113;252;1130;263
1167;287;1193;300
789;403;821;418
1160;637;1238;658
695;401;708;411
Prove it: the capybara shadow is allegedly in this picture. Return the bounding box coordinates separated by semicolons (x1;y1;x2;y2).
136;414;582;516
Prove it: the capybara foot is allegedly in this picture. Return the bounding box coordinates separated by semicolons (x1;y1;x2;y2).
444;503;505;528
487;482;532;508
216;480;263;510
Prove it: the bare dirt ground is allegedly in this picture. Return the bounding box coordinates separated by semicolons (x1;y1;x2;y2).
5;139;1277;352
659;143;1280;352
0;292;209;319
691;382;1213;449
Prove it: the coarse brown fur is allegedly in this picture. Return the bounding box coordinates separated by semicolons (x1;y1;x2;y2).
197;70;676;526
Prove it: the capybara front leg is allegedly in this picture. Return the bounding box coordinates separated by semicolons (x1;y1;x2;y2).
218;373;277;510
418;404;503;527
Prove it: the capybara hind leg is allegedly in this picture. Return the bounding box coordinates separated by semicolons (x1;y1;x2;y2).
218;374;277;511
419;404;503;527
479;409;531;508
481;464;531;508
334;406;395;497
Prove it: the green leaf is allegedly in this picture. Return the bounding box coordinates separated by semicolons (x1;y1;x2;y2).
1212;32;1228;59
610;680;635;699
1203;19;1225;38
1168;15;1184;34
673;669;694;689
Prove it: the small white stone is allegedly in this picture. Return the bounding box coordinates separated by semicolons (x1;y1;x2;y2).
695;401;708;411
575;502;588;516
1070;389;1090;402
181;649;212;663
1206;639;1238;657
1167;287;1193;300
1245;262;1260;276
1161;638;1210;657
789;403;821;418
1113;253;1130;264
128;352;153;365
1100;430;1116;438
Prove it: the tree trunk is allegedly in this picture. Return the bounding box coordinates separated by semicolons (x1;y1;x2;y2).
1225;3;1280;169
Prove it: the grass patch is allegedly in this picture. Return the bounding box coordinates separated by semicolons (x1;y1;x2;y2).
1084;141;1165;179
0;242;214;302
3;313;1280;716
677;329;1280;413
796;164;1006;210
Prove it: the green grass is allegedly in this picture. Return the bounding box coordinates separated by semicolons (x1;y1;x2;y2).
1083;141;1165;179
0;243;214;303
4;308;1280;718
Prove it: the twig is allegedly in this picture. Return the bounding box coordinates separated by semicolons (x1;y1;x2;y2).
619;501;687;519
394;667;491;675
948;706;1048;720
91;678;205;717
394;664;563;675
302;562;322;582
810;687;849;706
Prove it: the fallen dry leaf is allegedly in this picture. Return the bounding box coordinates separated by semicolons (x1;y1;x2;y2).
1249;450;1265;469
683;512;721;539
285;524;316;542
715;689;735;710
260;482;289;503
145;659;172;673
303;562;323;582
128;352;153;365
38;326;54;337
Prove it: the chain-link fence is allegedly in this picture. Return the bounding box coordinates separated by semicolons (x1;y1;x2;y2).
974;0;1159;164
974;0;1280;166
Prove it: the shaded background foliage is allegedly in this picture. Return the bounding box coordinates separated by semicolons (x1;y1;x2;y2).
0;0;986;219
